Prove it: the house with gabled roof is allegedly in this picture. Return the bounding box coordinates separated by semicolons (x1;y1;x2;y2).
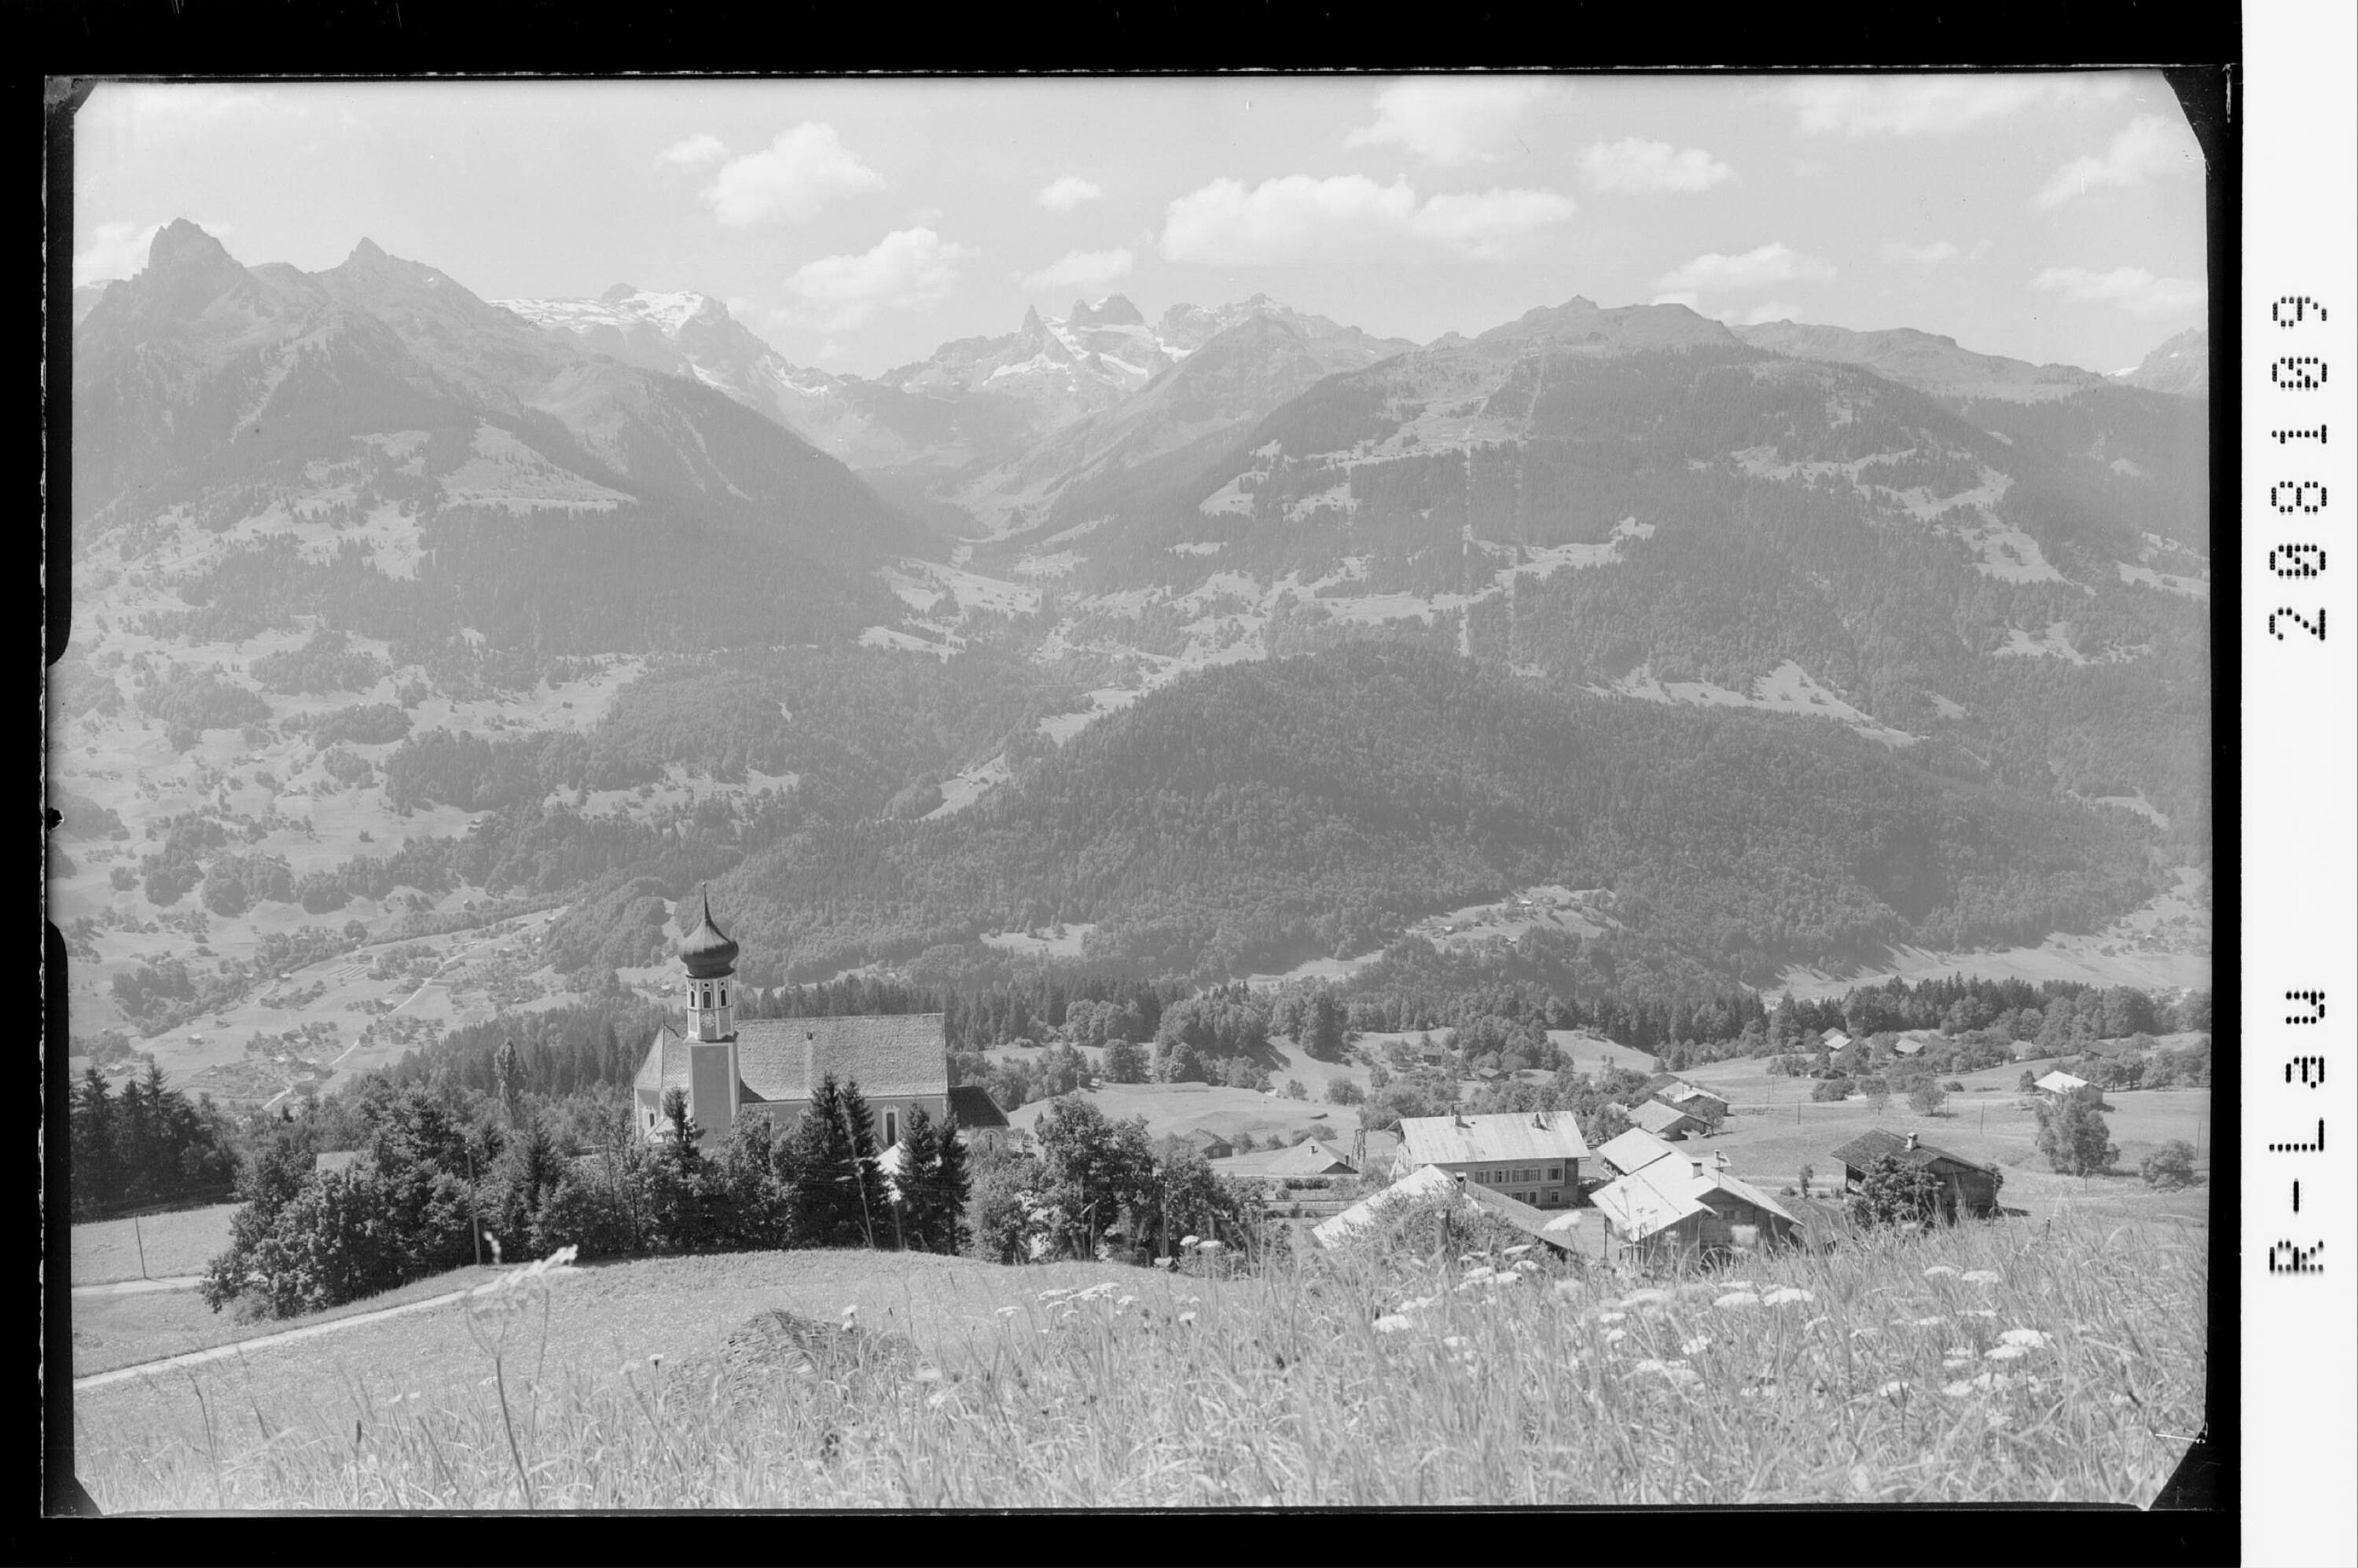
1629;1099;1706;1141
1390;1109;1589;1208
1212;1138;1357;1181
2034;1069;2092;1096
1828;1129;2001;1221
1586;1152;1801;1264
1314;1163;1581;1256
1595;1126;1683;1178
632;892;996;1151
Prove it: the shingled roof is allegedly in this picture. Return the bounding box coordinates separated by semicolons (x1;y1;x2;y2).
1395;1110;1590;1169
735;1015;949;1102
1630;1100;1703;1137
1596;1127;1682;1177
1591;1156;1799;1243
1828;1128;1996;1174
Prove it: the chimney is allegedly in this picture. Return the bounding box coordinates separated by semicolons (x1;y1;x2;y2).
1904;1132;1919;1151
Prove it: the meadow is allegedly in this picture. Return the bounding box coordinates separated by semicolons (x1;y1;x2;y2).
71;1201;241;1287
72;1202;2206;1509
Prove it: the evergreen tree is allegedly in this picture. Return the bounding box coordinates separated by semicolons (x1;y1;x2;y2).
788;1076;881;1248
659;1087;701;1173
494;1037;526;1129
70;1068;123;1219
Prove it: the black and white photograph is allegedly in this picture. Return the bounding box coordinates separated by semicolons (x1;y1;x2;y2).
51;72;2217;1512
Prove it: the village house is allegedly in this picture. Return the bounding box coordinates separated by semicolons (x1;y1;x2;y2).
2035;1069;2093;1096
1211;1137;1357;1182
1629;1099;1707;1141
1585;1151;1802;1265
632;893;1007;1151
1890;1030;1938;1058
1314;1163;1583;1258
1184;1129;1236;1162
1390;1109;1589;1208
1594;1126;1684;1179
1828;1129;2003;1221
1820;1028;1854;1055
1642;1074;1730;1129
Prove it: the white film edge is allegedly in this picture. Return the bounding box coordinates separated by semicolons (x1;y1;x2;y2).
2246;3;2356;1564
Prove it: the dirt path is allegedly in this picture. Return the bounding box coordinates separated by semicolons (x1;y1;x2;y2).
73;1286;475;1393
72;1276;204;1298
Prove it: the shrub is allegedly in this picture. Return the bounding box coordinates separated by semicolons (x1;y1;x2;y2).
1809;1076;1851;1103
2034;1093;2118;1178
1853;1154;1941;1228
2138;1139;2200;1190
1907;1081;1948;1118
1324;1078;1364;1106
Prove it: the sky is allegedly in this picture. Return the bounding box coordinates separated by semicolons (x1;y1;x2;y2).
70;74;2209;379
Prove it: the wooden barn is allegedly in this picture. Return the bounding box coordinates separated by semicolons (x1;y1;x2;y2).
1829;1129;2003;1221
1586;1153;1802;1265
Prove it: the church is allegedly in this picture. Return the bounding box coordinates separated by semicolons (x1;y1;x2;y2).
632;891;1006;1148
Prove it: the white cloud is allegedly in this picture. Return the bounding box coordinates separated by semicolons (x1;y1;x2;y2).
1877;239;1962;263
784;227;974;330
698;123;886;227
73;218;236;285
1343;77;1548;166
2033;114;2201;208
1651;291;1702;310
1038;177;1103;211
2032;265;2206;318
1020;248;1135;296
1578;138;1732;193
656;132;729;169
1780;75;2130;137
1159;174;1574;265
1656;242;1835;294
1739;301;1802;325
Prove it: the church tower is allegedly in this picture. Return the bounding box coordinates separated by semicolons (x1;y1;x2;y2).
675;887;740;1141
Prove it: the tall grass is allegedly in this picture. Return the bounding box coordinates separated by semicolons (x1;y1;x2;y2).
76;1212;2203;1508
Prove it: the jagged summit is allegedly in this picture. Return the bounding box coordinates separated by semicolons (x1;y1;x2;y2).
1068;293;1146;328
347;237;387;263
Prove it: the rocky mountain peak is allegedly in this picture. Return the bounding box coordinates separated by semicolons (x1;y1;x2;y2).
1068;293;1146;327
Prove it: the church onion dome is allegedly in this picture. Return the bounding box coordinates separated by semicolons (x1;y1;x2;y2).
676;888;740;977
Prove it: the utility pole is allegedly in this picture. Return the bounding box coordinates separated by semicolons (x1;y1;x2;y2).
132;1211;149;1281
467;1145;482;1268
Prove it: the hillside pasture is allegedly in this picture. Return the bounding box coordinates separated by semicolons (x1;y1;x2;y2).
71;1202;241;1287
74;1208;2206;1509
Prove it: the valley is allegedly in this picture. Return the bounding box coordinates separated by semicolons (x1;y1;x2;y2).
56;222;2210;1116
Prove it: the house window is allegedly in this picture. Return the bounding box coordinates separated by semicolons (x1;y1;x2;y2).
1472;1169;1488;1184
1546;1165;1562;1182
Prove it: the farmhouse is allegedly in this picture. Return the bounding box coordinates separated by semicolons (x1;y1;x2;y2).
1820;1028;1854;1054
631;893;1004;1149
1390;1110;1589;1208
1587;1154;1801;1264
1629;1100;1706;1141
1595;1126;1684;1178
1314;1163;1581;1256
1829;1129;2002;1221
1184;1129;1236;1161
1211;1138;1357;1181
1891;1031;1937;1057
2035;1070;2092;1096
1642;1075;1730;1128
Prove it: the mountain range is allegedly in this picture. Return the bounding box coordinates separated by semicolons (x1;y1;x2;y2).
55;222;2210;1070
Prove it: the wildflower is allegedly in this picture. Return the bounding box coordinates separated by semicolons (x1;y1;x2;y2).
1372;1315;1414;1335
1713;1291;1761;1310
1999;1327;2051;1348
648;1354;664;1368
1503;1243;1534;1258
1721;1280;1757;1290
1802;1316;1829;1332
1984;1344;2027;1361
1117;1295;1137;1309
1622;1289;1669;1307
1178;1312;1197;1325
1403;1294;1438;1311
1959;1308;1997;1318
1923;1265;1959;1278
1680;1335;1712;1356
1597;1311;1627;1324
926;1391;949;1411
1633;1359;1700;1386
1877;1380;1908;1399
1943;1358;1974;1371
1762;1287;1813;1306
914;1366;942;1383
1155;1257;1175;1269
996;1305;1022;1316
1962;1269;2002;1284
1197;1240;1224;1254
1605;1329;1627;1345
1181;1236;1201;1250
1552;1280;1584;1301
1911;1316;1948;1327
1442;1335;1469;1350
